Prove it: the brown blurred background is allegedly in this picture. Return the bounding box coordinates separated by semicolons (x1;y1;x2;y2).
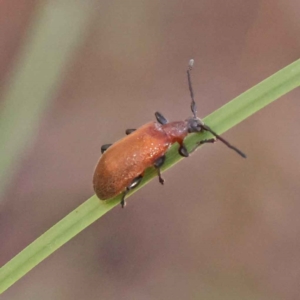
1;0;300;299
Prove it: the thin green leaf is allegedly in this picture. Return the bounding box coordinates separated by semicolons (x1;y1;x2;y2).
0;2;93;203
1;58;300;294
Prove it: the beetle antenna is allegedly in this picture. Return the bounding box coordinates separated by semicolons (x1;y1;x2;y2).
186;59;246;158
201;124;246;158
187;59;197;118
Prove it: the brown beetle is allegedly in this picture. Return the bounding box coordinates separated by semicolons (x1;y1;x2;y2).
93;60;246;207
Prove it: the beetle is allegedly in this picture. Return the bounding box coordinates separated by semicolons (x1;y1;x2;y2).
93;59;246;207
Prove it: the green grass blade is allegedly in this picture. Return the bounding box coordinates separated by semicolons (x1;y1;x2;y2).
0;195;119;294
1;58;300;294
0;2;93;203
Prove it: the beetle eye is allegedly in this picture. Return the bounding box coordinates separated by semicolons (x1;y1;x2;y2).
187;119;200;132
196;123;201;131
192;120;201;131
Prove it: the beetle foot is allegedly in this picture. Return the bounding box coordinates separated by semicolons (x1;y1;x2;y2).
121;199;126;208
101;144;112;154
125;129;136;135
158;174;165;185
179;144;189;157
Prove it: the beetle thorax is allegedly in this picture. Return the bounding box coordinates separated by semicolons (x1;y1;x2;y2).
162;121;190;144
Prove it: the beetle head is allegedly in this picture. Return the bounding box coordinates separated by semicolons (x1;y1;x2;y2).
187;117;205;133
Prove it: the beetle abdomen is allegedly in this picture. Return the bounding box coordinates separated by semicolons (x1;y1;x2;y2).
93;122;170;200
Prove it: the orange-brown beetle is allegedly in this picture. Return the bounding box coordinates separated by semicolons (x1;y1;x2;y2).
93;60;246;207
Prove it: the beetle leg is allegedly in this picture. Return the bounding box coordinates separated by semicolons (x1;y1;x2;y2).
125;129;136;135
179;138;216;157
101;144;112;154
178;144;189;157
120;174;143;208
153;155;166;185
190;138;216;154
155;112;168;125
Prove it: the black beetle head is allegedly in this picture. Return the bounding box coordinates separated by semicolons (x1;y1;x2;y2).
187;117;205;133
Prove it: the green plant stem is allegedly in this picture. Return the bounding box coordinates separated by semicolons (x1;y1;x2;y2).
1;58;300;294
0;2;93;203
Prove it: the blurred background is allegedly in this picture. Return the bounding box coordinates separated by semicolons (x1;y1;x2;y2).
1;0;300;299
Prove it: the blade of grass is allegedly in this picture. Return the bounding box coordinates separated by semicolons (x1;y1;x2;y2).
1;58;300;294
0;2;93;203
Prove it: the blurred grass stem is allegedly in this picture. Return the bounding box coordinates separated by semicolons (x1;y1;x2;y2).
0;1;93;202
